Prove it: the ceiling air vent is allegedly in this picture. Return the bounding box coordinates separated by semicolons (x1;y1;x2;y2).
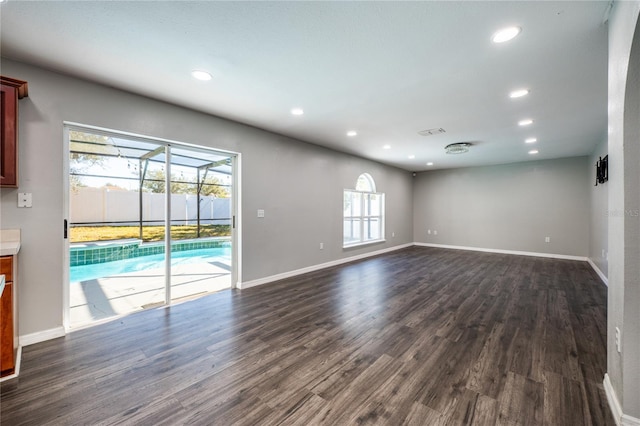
445;142;472;154
418;127;446;136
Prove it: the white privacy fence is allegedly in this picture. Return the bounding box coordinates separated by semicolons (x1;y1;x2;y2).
70;187;231;225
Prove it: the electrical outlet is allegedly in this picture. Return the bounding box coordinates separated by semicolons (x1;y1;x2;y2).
615;327;621;353
392;232;395;237
18;192;33;208
257;209;265;218
433;230;438;235
545;236;551;243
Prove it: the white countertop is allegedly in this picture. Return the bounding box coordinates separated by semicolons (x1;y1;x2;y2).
0;242;20;256
0;229;21;256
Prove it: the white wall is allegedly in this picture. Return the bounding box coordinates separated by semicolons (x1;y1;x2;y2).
0;59;414;337
606;0;640;421
412;157;590;257
589;138;608;280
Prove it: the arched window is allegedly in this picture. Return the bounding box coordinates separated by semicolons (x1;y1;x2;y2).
343;173;385;247
355;173;375;192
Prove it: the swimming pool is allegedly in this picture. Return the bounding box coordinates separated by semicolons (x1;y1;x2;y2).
70;246;231;283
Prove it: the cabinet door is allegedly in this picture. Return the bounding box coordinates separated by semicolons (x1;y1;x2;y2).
0;281;15;374
1;83;18;187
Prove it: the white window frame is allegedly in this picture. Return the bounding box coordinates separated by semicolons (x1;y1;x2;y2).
343;174;385;248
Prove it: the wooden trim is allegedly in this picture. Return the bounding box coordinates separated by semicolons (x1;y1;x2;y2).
0;76;28;99
0;346;21;382
0;256;13;282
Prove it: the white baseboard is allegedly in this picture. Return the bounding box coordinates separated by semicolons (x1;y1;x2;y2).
603;373;640;425
414;242;588;261
605;374;623;426
587;258;608;286
238;243;414;289
239;242;592;290
0;346;22;382
20;326;66;347
602;374;640;426
414;243;607;286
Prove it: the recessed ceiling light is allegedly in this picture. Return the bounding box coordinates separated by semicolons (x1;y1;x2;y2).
528;149;539;155
290;108;304;116
492;26;521;43
347;130;358;137
525;137;537;144
191;70;212;81
426;162;434;166
518;119;534;126
408;155;416;159
383;144;391;150
510;89;529;98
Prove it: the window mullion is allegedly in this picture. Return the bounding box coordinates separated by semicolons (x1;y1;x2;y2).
360;193;365;243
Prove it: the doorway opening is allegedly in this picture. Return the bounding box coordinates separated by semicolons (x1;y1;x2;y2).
64;125;237;329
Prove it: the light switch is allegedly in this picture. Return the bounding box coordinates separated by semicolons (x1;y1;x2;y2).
18;192;32;208
257;209;265;218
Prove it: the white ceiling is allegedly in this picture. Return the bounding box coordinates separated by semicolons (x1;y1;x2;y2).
0;1;609;171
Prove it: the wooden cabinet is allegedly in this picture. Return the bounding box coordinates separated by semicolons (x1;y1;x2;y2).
1;76;29;188
0;256;17;377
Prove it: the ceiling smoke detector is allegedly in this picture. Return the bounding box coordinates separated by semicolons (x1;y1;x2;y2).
418;127;446;136
445;142;472;154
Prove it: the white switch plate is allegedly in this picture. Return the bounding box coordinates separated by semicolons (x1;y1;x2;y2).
615;327;622;353
319;242;324;250
433;230;438;235
18;192;32;208
545;236;551;243
257;209;265;218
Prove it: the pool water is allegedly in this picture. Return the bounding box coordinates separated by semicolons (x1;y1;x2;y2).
70;246;231;283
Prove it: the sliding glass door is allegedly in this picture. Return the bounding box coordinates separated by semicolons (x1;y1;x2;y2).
168;145;233;303
65;126;236;328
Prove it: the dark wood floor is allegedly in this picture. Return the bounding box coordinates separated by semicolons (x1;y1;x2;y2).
1;246;614;425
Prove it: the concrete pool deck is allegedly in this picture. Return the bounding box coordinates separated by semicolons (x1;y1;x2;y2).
69;260;231;327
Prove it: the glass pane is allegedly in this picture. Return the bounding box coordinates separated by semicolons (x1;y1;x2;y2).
69;130;165;328
343;219;352;241
68;129;235;329
352;192;362;216
343;191;352;217
170;147;233;303
369;194;380;216
343;219;360;244
363;218;381;241
363;194;369;216
356;173;375;192
344;191;361;217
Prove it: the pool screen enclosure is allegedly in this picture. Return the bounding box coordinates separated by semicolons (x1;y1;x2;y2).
66;126;236;328
69;132;233;241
